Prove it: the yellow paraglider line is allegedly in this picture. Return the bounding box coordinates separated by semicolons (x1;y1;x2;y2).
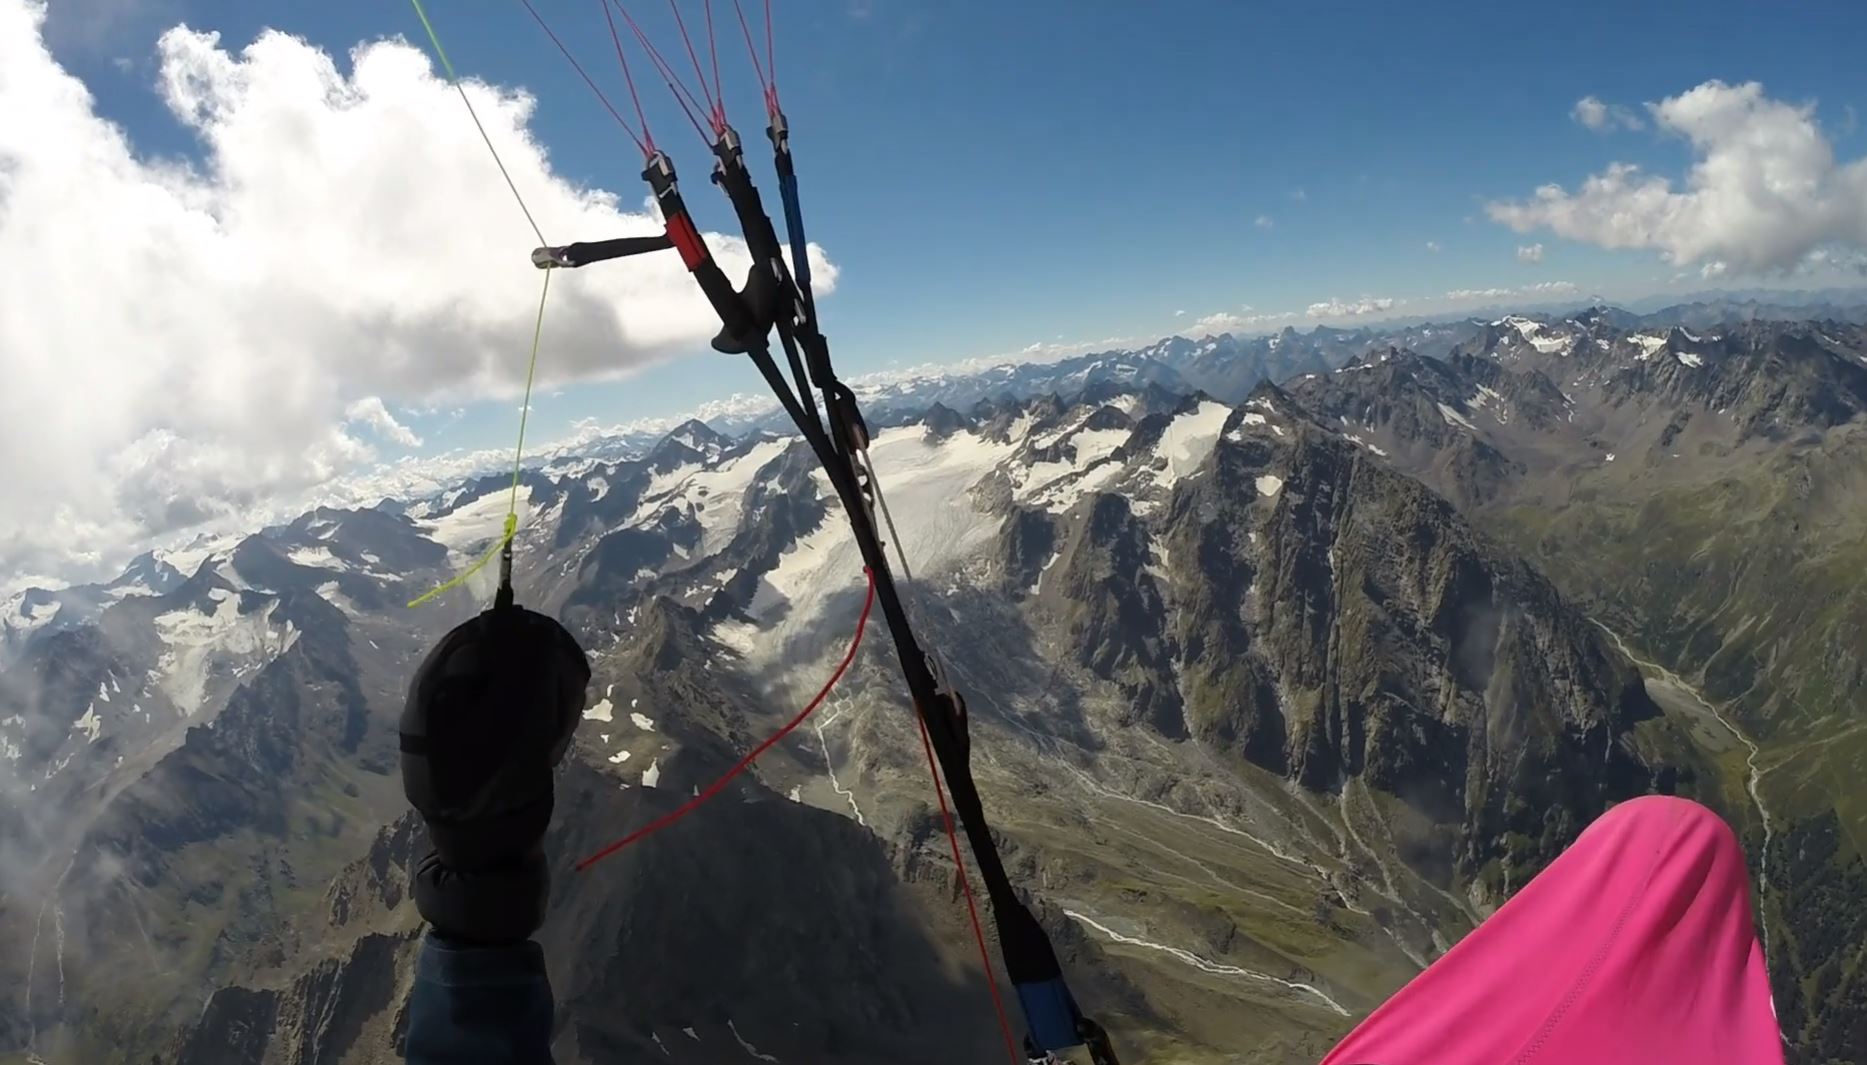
407;271;552;609
403;0;555;609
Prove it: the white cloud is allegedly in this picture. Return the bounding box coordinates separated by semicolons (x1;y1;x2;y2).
1491;80;1867;275
1572;95;1644;132
1516;243;1545;263
1173;308;1187;317
1425;240;1442;253
0;2;838;584
343;397;422;448
1289;187;1307;203
1305;296;1402;319
1444;281;1578;301
1254;214;1275;229
1190;310;1295;336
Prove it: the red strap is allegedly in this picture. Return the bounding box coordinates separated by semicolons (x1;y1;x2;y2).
664;211;707;269
576;569;876;870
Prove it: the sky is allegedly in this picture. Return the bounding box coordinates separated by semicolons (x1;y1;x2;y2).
6;0;1867;588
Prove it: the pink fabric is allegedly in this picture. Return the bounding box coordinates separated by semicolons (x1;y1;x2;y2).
1321;795;1783;1065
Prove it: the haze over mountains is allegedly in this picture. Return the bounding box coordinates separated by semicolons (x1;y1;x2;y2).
2;299;1864;1064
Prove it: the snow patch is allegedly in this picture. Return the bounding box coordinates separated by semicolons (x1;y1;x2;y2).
1436;403;1478;432
287;546;346;571
73;705;103;743
634;438;792;553
151;592;299;716
1255;475;1284;498
1159;401;1232;483
1676;351;1704;368
315;581;363;617
583;698;614;723
607;749;631;765
421;486;532;555
642;758;661;787
1467;385;1509;423
630;712;657;731
730;1020;782;1063
746;427;1012;647
1632;333;1668;360
587;475;610;502
1506;317;1575;355
1605;453;1616;462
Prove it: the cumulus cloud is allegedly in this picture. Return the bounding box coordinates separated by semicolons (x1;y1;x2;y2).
343;397;422;448
1254;214;1275;229
1306;296;1402;319
1425;240;1442;253
1516;243;1545;263
1190;310;1295;336
1572;95;1644;132
0;1;837;584
1491;80;1867;275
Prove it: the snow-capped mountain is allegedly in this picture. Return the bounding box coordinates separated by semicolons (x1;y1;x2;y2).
8;369;1698;1065
7;308;1865;1064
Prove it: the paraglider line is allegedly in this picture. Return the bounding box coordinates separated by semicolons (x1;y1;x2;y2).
408;271;553;608
731;0;772;112
665;0;724;134
407;0;548;246
704;0;726;131
517;0;650;154
576;568;876;869
598;0;658;153
611;0;715;145
914;711;1023;1065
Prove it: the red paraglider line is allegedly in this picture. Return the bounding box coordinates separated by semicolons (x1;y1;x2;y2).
597;0;658;153
609;0;713;146
517;0;649;155
576;569;876;870
914;710;1023;1065
665;0;725;134
731;0;771;114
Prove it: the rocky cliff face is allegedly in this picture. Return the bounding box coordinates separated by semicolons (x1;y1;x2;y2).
1154;386;1662;893
1281;315;1867;1060
12;355;1780;1064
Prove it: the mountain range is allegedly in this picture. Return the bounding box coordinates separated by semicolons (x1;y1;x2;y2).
1;305;1862;1064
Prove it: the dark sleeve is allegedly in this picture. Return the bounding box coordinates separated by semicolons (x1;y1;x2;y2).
404;933;555;1064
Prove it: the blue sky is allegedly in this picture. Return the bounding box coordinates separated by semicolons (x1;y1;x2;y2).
26;0;1867;506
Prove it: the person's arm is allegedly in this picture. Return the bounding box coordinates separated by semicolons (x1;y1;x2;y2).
405;934;555;1065
397;604;590;1065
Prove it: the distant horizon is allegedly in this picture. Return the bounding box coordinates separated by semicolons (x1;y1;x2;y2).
11;282;1865;600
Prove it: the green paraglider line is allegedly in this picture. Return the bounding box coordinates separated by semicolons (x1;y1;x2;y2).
407;270;553;609
407;0;548;247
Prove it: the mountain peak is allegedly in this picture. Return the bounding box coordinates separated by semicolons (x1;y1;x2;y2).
919;402;969;440
666;418;727;450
